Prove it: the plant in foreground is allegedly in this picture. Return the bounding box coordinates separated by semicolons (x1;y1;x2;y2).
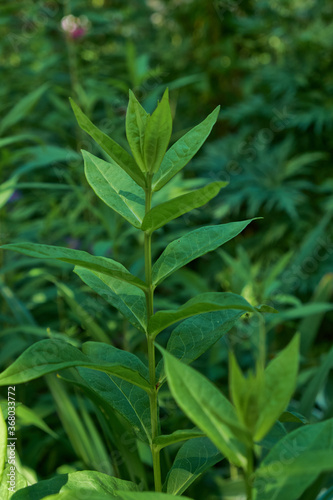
0;90;332;500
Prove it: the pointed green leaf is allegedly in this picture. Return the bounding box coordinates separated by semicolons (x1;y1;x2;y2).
0;339;150;391
0;242;147;291
165;437;222;495
141;181;228;233
254;419;333;500
70;98;145;188
143;88;172;174
149;292;255;338
11;471;139;500
152;106;220;191
161;348;249;468
154;428;204;450
61;368;151;443
230;355;265;434
126;90;149;172
268;302;333;328
152;219;258;285
156;309;245;383
254;334;300;441
75;267;147;332
82;150;145;228
0;408;6;486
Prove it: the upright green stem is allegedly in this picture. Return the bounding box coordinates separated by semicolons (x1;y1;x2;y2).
244;448;254;500
144;175;162;492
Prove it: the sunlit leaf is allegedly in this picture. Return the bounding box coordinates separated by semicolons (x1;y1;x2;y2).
254;334;299;441
11;471;139;500
70;98;145;188
161;348;249;468
152;106;220;191
126;90;149;172
143;88;172;174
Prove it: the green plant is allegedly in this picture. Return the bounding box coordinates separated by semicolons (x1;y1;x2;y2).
0;90;332;500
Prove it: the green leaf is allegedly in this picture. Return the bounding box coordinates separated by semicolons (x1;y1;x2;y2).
156;309;245;382
230;335;299;441
161;348;249;468
74;267;147;332
0;339;150;391
152;219;258;285
11;471;139;500
0;84;48;134
141;181;228;233
143;88;172;174
117;493;192;500
15;404;59;440
60;368;151;443
152;106;220;191
126;90;149;172
1;464;28;500
148;292;255;338
0;242;147;291
229;354;265;436
154;428;204;450
253;419;333;500
0;408;6;485
279;410;308;424
165;437;223;495
268;303;333;328
254;334;300;441
82;150;145;228
70;98;145;188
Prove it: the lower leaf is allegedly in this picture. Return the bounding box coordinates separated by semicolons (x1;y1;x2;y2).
165;437;223;495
